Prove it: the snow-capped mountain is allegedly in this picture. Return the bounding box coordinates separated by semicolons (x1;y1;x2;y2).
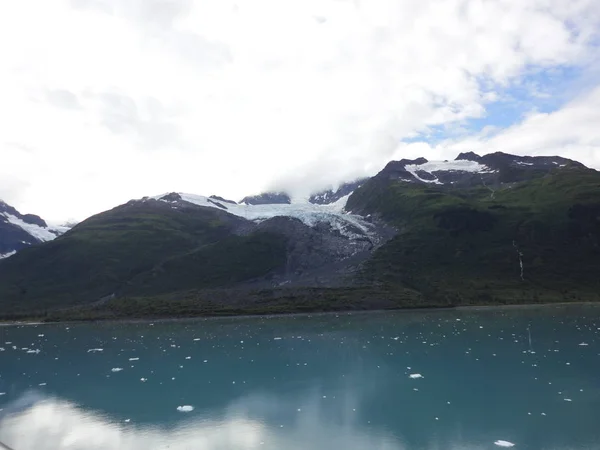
378;151;583;187
1;150;598;315
149;152;583;245
0;200;69;259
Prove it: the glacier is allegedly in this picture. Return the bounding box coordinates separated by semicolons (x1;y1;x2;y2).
152;192;374;240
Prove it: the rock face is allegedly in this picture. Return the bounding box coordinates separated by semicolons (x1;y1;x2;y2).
240;192;291;205
253;215;394;287
0;200;66;258
209;195;237;205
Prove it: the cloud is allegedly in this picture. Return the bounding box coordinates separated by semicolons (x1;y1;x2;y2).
45;89;82;110
438;84;600;169
0;0;599;221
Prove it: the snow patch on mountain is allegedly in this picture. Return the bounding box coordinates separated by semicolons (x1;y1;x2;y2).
404;160;493;184
0;250;16;260
0;213;59;242
154;192;374;240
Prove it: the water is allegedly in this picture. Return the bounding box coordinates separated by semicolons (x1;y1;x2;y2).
1;305;599;449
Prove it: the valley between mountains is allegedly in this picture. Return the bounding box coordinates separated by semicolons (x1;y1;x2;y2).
1;151;599;321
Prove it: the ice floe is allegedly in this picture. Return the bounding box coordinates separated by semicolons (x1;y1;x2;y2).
495;440;515;447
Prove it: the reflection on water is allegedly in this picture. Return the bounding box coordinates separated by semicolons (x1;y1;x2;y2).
1;306;600;449
1;394;403;450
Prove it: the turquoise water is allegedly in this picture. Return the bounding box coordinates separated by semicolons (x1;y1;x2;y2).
1;306;599;449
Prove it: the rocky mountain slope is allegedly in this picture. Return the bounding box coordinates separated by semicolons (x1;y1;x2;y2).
0;151;599;319
0;200;68;259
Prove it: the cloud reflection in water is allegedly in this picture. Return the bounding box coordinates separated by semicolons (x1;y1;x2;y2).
0;394;402;450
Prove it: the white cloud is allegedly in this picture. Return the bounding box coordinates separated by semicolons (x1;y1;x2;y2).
0;0;599;221
431;84;600;169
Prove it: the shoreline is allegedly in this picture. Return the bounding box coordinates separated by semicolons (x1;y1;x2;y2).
1;300;598;327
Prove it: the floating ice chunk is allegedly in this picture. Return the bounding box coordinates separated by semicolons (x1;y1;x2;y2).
564;398;572;402
111;368;124;372
494;440;515;447
27;349;40;354
185;356;191;360
193;338;201;341
177;405;194;412
140;378;147;382
87;348;103;353
129;357;139;361
0;393;5;396
579;342;589;346
274;337;282;340
409;374;423;379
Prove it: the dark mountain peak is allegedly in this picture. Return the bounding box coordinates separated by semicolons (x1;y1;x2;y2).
372;151;591;187
240;192;291;205
209;195;237;205
455;151;481;161
309;178;367;205
381;157;428;172
478;152;585;169
21;213;47;228
158;192;182;202
0;200;20;218
377;157;430;182
1;199;62;257
1;200;47;228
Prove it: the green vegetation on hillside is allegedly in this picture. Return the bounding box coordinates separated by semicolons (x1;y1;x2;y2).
348;168;600;304
1;164;600;321
124;232;288;295
0;200;287;312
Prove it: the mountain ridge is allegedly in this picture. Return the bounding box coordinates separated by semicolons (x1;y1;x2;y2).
0;151;599;320
0;200;69;259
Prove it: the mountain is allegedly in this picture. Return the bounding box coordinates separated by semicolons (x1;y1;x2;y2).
375;152;583;187
0;191;393;316
0;200;68;259
0;151;599;320
309;179;367;205
347;152;600;304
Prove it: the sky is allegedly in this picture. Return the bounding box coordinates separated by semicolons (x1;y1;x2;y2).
1;0;600;223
